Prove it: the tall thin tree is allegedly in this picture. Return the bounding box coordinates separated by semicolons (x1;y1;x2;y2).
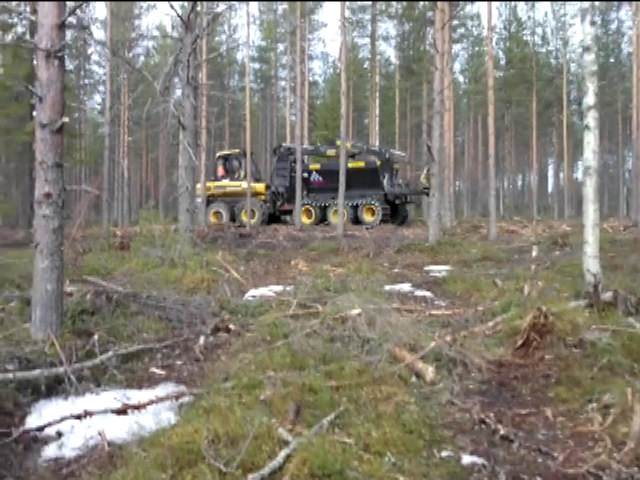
102;1;112;235
581;1;602;296
486;1;497;240
429;2;444;244
198;2;208;227
294;1;303;229
245;1;253;231
337;1;348;237
31;2;66;340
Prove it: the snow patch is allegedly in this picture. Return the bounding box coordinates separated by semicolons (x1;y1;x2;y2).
460;453;488;466
243;285;294;301
383;283;442;302
424;265;453;278
23;382;192;463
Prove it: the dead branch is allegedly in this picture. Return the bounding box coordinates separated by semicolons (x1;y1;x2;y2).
49;331;80;392
618;393;640;465
246;406;345;480
1;390;192;445
0;337;188;384
388;345;437;384
81;275;127;293
390;304;464;316
216;253;249;288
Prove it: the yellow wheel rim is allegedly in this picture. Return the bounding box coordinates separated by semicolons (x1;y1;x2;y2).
301;205;316;225
362;205;378;223
330;207;346;223
241;208;257;224
210;210;224;224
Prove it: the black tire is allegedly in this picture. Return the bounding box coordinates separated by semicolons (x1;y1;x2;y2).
326;202;349;227
234;198;265;227
357;200;383;227
300;201;322;226
206;201;231;226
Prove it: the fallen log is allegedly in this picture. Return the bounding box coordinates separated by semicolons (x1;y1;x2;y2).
389;345;437;384
0;337;188;384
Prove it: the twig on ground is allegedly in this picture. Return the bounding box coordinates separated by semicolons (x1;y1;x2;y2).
49;331;80;392
216;253;249;288
618;393;640;465
246;406;345;480
0;337;189;383
81;275;127;292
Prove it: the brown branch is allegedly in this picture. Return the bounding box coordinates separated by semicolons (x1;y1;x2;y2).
61;1;89;26
245;407;345;480
619;393;640;465
217;253;249;288
0;337;188;384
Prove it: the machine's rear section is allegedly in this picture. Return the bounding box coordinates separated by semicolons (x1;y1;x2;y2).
267;142;429;227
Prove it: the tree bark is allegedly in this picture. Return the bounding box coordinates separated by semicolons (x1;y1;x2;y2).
31;1;66;340
369;1;378;147
486;1;497;240
245;1;253;231
618;93;625;218
563;3;571;220
337;1;348;237
102;1;112;234
120;72;130;227
198;2;208;228
581;2;602;295
531;5;538;222
177;2;198;245
303;9;309;146
429;2;444;244
443;1;454;228
285;15;291;144
632;2;640;224
294;1;303;229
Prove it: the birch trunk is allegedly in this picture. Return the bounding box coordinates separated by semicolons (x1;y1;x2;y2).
369;1;378;147
31;1;65;340
294;1;303;229
245;1;253;231
429;2;444;244
581;2;602;295
102;1;112;234
198;3;208;228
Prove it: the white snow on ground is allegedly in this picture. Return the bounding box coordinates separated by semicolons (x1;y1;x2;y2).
383;283;439;300
424;265;453;278
243;285;294;301
439;450;488;467
23;382;192;463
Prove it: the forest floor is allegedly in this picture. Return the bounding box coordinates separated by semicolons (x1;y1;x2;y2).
1;216;640;480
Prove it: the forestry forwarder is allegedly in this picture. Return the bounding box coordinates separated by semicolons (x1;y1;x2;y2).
195;142;430;228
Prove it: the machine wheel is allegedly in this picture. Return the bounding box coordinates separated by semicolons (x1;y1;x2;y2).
357;200;383;227
300;201;322;226
207;201;232;226
326;202;349;226
235;198;265;227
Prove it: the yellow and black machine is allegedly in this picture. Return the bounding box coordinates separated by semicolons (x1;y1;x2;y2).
196;142;430;228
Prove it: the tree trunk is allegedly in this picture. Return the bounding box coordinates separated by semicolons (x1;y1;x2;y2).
303;10;309;146
102;1;112;234
618;93;625;218
429;1;444;244
245;1;253;231
463;111;471;219
337;1;348;237
531;7;538;222
177;2;198;244
563;6;571;220
31;1;65;340
294;1;303;229
158;105;169;221
443;1;454;228
394;3;400;151
581;2;602;295
633;2;640;223
198;2;208;228
487;1;497;240
477;112;484;216
369;1;378;147
285;18;291;144
422;70;429;224
121;72;130;227
553;106;560;220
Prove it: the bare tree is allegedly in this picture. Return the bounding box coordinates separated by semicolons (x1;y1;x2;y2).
245;1;253;231
530;3;538;222
31;2;66;340
102;1;112;235
486;1;497;240
337;1;348;237
368;1;379;147
294;1;303;229
428;2;444;244
562;1;571;220
632;2;640;224
176;2;198;246
198;2;208;228
581;2;602;296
